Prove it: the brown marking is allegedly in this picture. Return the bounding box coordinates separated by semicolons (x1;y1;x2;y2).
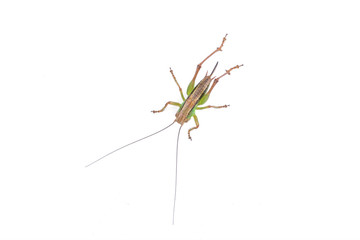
175;75;213;124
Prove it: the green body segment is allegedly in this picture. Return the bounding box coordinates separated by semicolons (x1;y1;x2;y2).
186;103;199;121
186;81;195;96
151;34;242;140
175;74;212;125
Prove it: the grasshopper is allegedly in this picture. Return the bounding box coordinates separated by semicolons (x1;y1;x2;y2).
86;34;243;224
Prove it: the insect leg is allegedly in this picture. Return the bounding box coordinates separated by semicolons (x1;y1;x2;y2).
198;64;243;106
187;34;228;95
151;101;181;113
187;114;199;140
196;104;230;110
170;68;185;101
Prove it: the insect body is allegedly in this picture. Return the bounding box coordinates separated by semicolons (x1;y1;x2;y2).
86;34;243;224
152;34;242;140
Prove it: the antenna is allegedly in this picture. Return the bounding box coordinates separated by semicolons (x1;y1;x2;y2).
85;121;176;167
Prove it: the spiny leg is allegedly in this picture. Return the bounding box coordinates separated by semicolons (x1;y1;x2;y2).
170;68;185;101
196;104;230;110
187;114;199;140
187;34;228;95
151;101;181;113
201;64;244;103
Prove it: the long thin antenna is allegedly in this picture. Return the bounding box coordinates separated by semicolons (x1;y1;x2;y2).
173;124;183;224
85;121;176;167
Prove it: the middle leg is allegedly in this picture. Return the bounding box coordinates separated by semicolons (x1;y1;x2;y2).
196;104;230;110
170;68;185;101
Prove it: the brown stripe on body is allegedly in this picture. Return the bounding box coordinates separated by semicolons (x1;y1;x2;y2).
175;76;213;124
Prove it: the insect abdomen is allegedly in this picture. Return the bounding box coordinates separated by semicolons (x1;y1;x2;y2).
175;76;212;124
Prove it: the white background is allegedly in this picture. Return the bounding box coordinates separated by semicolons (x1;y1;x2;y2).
0;1;359;239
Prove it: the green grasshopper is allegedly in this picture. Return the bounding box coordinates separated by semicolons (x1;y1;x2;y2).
86;34;243;224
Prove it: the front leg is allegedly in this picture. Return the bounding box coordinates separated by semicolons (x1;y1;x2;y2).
152;101;181;113
187;114;199;140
